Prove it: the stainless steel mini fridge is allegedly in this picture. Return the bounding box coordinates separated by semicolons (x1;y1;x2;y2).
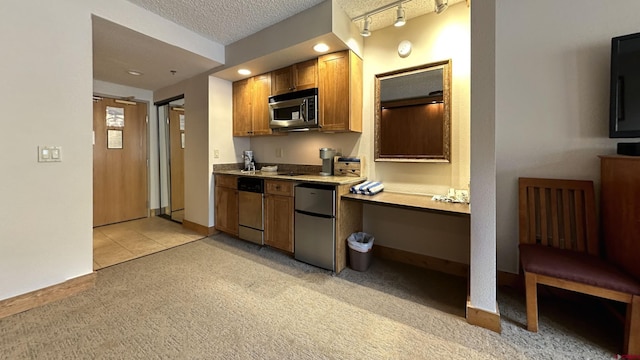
294;183;336;271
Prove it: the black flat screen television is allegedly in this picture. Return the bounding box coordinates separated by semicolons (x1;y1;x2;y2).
610;32;640;139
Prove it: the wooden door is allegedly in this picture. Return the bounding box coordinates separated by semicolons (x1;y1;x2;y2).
169;107;184;213
93;97;148;227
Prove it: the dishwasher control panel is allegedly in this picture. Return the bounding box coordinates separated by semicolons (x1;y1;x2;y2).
237;177;264;193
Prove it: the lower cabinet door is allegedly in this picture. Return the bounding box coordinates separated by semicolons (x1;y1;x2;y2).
215;186;238;236
265;194;294;252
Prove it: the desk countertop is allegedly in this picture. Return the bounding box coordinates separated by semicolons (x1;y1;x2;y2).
213;169;366;186
342;191;470;216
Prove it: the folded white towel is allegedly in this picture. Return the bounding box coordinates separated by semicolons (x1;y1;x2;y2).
351;181;373;194
364;183;384;195
350;181;384;195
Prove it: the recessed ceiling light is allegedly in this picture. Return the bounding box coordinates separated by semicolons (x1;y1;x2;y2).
313;43;330;53
127;70;143;76
237;69;251;75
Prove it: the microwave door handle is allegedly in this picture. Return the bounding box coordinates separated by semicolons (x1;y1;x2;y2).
300;99;306;121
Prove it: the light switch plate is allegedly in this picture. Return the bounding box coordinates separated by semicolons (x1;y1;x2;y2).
38;146;62;162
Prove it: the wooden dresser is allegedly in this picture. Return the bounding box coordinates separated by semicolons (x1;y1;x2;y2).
600;155;640;279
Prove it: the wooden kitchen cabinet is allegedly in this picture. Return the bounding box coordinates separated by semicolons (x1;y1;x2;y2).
271;59;318;96
318;50;363;133
600;155;640;280
264;180;294;253
214;174;238;236
233;73;273;137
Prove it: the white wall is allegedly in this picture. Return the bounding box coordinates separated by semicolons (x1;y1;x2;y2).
0;0;225;301
494;0;640;273
470;0;497;314
0;0;94;299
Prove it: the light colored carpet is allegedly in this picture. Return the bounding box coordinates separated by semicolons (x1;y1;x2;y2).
0;233;623;359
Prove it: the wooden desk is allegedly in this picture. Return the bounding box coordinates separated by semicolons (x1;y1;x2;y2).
341;191;470;216
340;191;470;277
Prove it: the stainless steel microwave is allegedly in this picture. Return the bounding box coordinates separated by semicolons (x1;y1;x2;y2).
268;88;318;131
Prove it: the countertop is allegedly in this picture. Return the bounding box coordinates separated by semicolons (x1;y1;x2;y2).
213;169;366;186
342;192;470;216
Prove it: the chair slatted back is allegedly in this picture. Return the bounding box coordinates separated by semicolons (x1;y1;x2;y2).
518;178;599;256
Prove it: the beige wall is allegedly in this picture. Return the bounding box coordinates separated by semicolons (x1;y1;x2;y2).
362;3;471;262
251;3;471;263
252;3;470;194
494;0;640;273
362;2;471;195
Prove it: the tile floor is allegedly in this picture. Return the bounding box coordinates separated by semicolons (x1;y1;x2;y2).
93;216;205;270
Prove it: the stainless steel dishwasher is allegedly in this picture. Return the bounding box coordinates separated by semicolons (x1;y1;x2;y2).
237;177;264;245
294;183;336;271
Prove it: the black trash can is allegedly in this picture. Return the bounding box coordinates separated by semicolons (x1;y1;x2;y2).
347;232;374;271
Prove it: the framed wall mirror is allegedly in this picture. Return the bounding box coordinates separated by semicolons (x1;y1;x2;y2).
374;59;451;162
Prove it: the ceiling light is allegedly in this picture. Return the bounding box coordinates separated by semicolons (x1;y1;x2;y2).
394;4;406;27
435;0;448;14
313;43;330;53
361;16;371;37
127;70;143;76
237;69;251;76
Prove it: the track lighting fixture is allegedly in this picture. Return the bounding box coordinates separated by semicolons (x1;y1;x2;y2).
361;16;371;37
435;0;448;14
353;0;412;37
394;3;406;27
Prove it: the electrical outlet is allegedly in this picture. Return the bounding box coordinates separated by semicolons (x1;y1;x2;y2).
214;149;219;158
275;148;283;158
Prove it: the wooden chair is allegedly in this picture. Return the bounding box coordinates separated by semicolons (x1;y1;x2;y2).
518;177;640;355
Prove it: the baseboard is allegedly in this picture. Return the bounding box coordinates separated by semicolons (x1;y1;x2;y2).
182;219;217;236
372;244;468;278
498;270;522;288
466;299;501;333
372;244;522;288
0;272;97;320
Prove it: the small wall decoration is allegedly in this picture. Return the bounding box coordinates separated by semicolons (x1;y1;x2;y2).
107;129;123;149
106;106;125;127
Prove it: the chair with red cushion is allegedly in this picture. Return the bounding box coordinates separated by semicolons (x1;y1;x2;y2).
518;177;640;355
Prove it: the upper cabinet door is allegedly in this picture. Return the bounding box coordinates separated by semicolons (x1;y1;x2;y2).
270;59;318;96
293;59;318;91
232;78;253;136
271;66;295;96
251;73;272;136
318;50;363;133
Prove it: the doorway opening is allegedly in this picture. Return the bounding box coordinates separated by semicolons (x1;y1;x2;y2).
156;96;185;224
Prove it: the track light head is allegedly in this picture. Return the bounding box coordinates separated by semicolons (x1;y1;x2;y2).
435;0;448;14
394;4;406;27
361;16;371;37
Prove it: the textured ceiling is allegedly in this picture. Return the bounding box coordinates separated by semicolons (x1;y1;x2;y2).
125;0;467;45
94;0;467;91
